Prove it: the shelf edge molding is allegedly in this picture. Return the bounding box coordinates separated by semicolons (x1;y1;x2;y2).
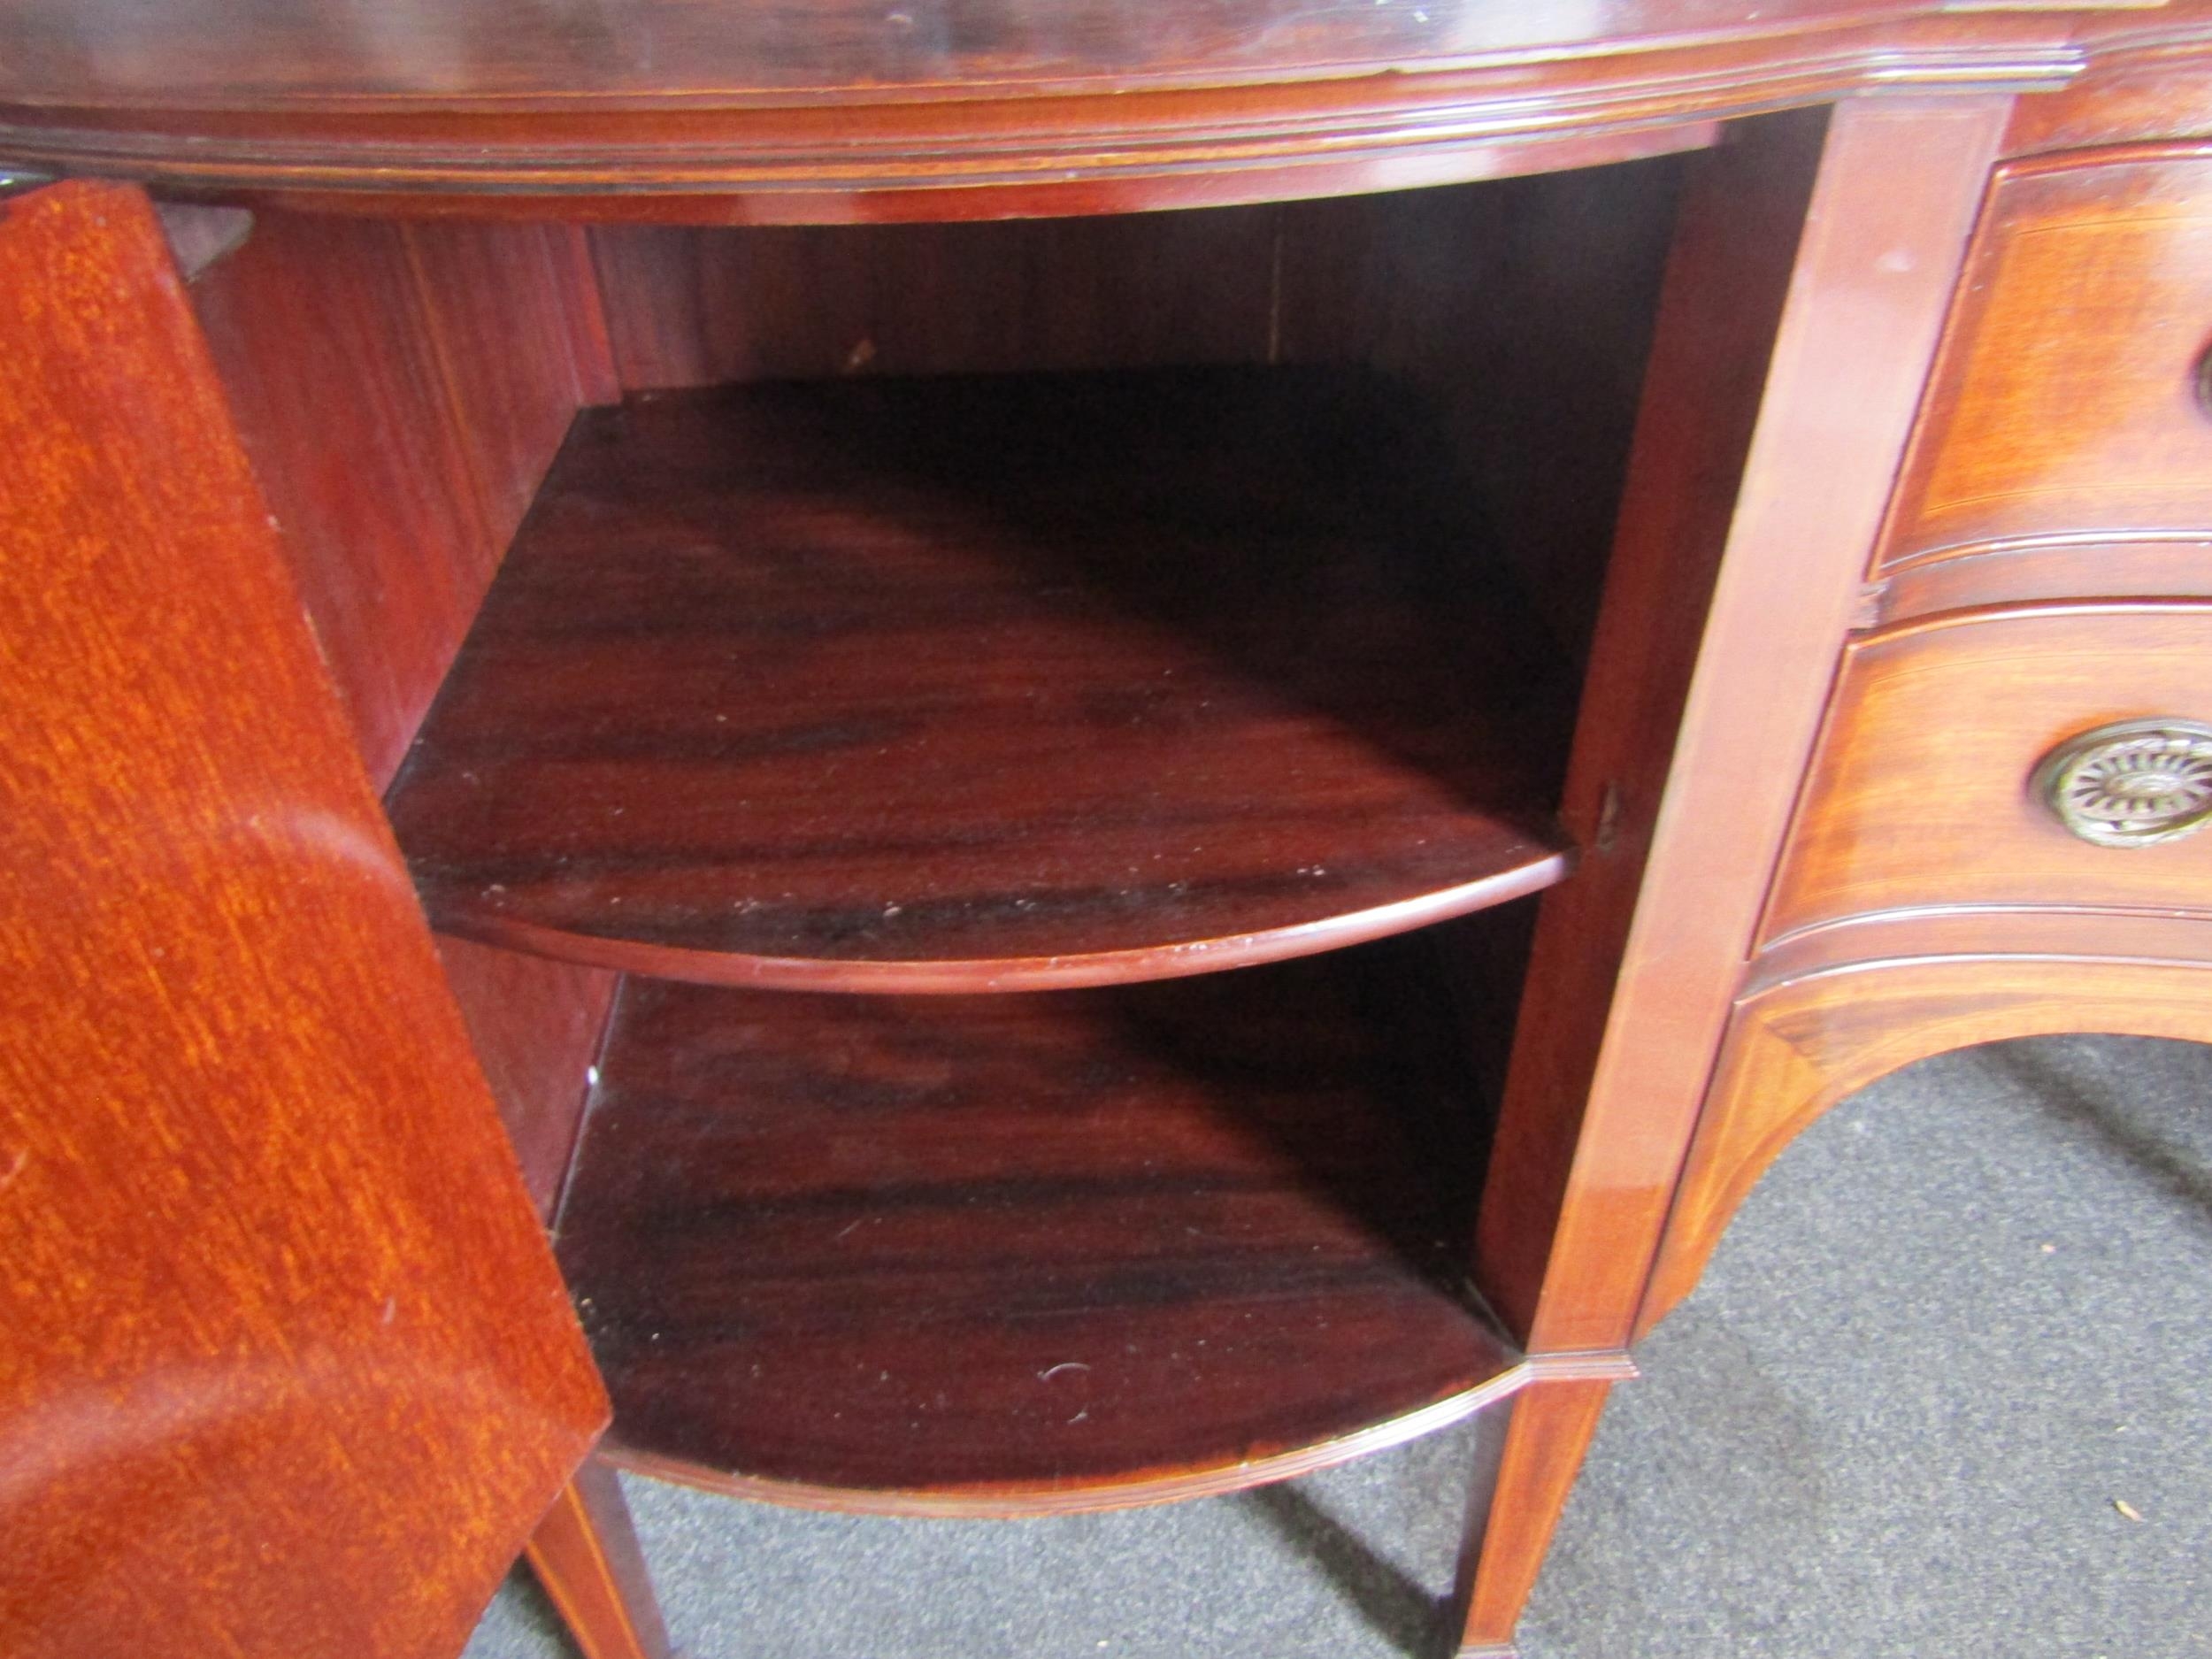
595;1348;1636;1518
431;851;1571;995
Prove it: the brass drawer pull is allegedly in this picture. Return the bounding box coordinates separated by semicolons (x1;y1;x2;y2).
2033;718;2212;848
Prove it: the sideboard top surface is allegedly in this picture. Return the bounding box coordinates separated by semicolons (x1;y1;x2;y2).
0;2;2187;211
0;3;2154;104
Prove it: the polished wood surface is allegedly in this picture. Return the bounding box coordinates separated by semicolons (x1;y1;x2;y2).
1884;145;2212;567
1877;534;2212;622
1640;951;2212;1336
0;5;2097;213
522;1461;672;1659
1471;99;2010;1360
388;369;1574;993
0;0;2095;101
587;162;1680;659
1471;108;1830;1346
2005;5;2212;154
435;936;619;1221
1448;1377;1617;1657
589;211;1285;391
557;939;1519;1510
0;181;603;1659
1763;602;2212;944
1747;902;2212;989
189;211;610;784
8;18;2203;1653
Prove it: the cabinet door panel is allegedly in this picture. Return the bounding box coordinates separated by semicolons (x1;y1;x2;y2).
0;182;604;1659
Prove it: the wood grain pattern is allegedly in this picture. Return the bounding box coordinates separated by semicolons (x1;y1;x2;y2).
189;211;606;785
400;219;619;532
557;939;1518;1510
1640;951;2212;1337
2004;5;2212;155
0;7;2092;211
589;210;1284;391
522;1460;672;1659
1275;161;1685;663
1762;601;2212;945
0;0;2093;102
435;935;619;1222
588;162;1680;659
386;369;1575;992
1448;1378;1617;1656
1884;145;2212;566
1467;107;1831;1345
0;180;603;1659
1475;98;2013;1355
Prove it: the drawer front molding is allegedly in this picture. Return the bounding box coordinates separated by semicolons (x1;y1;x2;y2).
1885;143;2212;566
1762;600;2212;946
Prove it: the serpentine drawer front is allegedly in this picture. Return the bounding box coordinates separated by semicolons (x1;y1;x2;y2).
1761;601;2212;947
1886;147;2212;566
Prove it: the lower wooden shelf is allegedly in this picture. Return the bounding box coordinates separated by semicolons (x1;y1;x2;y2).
553;933;1523;1515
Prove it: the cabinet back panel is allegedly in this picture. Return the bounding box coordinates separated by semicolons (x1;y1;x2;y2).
588;160;1681;657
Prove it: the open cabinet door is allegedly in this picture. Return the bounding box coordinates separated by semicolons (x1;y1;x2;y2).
0;181;606;1657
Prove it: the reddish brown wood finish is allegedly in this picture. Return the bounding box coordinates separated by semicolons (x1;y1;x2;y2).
169;125;1718;231
1763;602;2212;945
556;939;1519;1510
1463;107;1832;1344
1640;952;2212;1337
189;211;608;785
0;8;2096;215
435;935;619;1222
2005;4;2212;155
386;369;1575;992
1747;904;2212;990
587;162;1681;658
1448;1378;1617;1657
1883;145;2212;567
0;1;2096;103
1474;98;2014;1357
1274;162;1685;661
0;181;603;1659
589;210;1283;391
1877;534;2212;621
523;1461;672;1659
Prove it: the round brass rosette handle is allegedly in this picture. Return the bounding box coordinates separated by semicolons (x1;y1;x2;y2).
2032;718;2212;849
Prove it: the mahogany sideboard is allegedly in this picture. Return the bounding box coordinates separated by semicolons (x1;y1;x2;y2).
7;5;2212;1656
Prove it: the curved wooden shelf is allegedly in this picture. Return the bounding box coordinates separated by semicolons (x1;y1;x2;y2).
553;940;1522;1513
386;368;1575;994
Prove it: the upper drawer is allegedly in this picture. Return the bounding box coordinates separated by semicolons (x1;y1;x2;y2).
1885;149;2212;566
1762;601;2212;947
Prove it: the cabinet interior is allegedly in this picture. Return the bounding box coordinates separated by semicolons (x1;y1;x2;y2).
179;131;1789;1508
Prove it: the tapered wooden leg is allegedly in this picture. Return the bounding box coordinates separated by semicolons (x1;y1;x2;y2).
526;1457;673;1659
1444;1378;1614;1658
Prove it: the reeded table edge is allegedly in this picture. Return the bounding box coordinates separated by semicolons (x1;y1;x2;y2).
0;17;2093;208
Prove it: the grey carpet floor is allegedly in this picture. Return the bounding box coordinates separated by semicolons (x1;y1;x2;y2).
466;1032;2212;1658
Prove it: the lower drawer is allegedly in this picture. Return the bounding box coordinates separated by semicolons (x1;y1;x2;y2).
1762;601;2212;945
